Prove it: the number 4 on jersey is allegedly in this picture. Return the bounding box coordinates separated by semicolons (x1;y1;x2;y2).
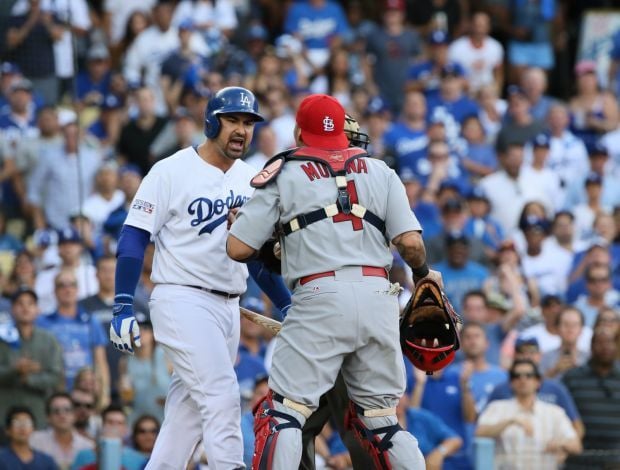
333;180;363;230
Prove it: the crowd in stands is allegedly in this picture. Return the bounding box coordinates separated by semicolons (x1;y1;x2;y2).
0;0;620;468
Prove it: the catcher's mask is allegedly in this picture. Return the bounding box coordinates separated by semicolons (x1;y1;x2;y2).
344;114;370;150
400;279;461;374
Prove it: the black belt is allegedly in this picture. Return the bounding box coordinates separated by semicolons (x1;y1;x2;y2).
186;285;240;299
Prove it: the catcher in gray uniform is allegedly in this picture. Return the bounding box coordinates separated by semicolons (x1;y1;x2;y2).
227;94;442;469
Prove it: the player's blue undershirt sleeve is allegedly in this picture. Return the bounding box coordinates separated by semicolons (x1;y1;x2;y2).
115;225;151;299
247;260;291;320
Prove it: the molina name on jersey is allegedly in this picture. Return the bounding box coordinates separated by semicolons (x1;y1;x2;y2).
125;146;257;293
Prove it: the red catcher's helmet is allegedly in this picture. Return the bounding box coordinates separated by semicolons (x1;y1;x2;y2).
400;279;462;374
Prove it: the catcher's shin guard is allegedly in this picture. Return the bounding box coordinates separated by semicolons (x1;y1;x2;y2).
344;401;401;470
252;391;303;470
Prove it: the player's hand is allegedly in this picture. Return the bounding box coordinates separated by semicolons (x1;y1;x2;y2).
227;208;239;230
110;295;141;354
273;241;281;260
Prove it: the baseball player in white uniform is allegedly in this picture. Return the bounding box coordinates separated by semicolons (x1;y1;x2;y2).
110;87;266;469
228;94;442;469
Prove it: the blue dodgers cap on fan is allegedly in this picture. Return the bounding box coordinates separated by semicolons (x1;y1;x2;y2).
532;133;550;148
520;215;549;233
240;296;266;314
119;164;142;177
178;18;195;31
365;96;390;116
248;24;268;41
588;141;609;157
515;336;539;350
466;186;489;201
429;30;450;45
0;62;20;75
584;171;603;186
58;227;82;244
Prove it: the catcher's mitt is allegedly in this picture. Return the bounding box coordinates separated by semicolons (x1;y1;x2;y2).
400;278;462;374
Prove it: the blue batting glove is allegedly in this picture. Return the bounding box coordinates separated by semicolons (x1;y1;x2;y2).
110;294;141;354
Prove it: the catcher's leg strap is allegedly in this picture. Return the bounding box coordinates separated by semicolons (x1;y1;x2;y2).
344;402;400;470
253;391;307;470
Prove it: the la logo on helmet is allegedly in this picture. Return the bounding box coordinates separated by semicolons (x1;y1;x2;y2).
323;116;334;132
240;93;251;106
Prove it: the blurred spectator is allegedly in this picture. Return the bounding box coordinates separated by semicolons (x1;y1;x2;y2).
36;269;109;400
550;210;579;255
27;120;102;231
0;405;57;469
311;48;355;109
35;227;99;313
426;198;488;266
565;242;617;304
573;263;620;328
569;60;619;150
104;0;155;46
487;337;585;439
87;94;126;151
383;90;428;178
572;172;610;242
463;187;504;252
119;322;170;424
4;250;36;298
75;44;112;110
448;12;503;94
521;67;555;122
244;125;277;170
130;415;159;459
0;210;23;254
110;9;152;69
82;162;124;235
519;215;572;298
396;394;462;470
461;290;525;367
563;329;620;469
524;133;563;211
0;287;63;430
70;389;99;441
400;170;442;239
547;103;589;190
427;64;479;145
593;307;620;337
564;143;620;214
364;96;393;163
520;294;564;353
406;0;466;38
460;116;497;179
150;108;201;162
540;307;590;379
477;359;582;469
0;62;25;109
366;0;420;114
235;349;268;414
72;368;105;414
238;296;268;359
30;392;94;470
410;365;475;470
475;84;506;145
172;0;238;39
5;0;62;105
421;140;469;198
406;30;456;102
116;87;168;176
48;0;91;101
102;165;142;246
283;0;349;70
71;404;147;470
479;142;550;234
433;232;489;312
496;86;545;154
448;322;507;413
159;20;207;114
264;87;296;152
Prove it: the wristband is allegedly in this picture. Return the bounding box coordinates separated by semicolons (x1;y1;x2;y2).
411;262;429;280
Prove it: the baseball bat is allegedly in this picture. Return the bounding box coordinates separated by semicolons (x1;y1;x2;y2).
240;306;282;335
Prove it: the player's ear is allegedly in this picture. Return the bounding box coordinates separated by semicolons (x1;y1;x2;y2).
293;124;303;146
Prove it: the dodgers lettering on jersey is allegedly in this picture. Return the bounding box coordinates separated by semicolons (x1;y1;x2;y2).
125;147;257;293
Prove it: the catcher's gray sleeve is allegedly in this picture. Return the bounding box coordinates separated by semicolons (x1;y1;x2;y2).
384;171;422;241
230;183;280;250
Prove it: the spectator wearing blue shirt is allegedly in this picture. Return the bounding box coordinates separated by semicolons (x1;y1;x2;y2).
235;351;268;413
400;169;443;239
486;336;585;439
383;90;428;177
71;405;147;470
407;30;464;101
75;44;112;108
609;29;620;98
0;405;58;470
396;394;462;468
433;232;489;311
460;116;497;179
283;0;349;69
36;269;110;396
463;187;504;252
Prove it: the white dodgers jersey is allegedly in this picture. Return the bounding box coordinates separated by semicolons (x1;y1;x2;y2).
125;147;257;293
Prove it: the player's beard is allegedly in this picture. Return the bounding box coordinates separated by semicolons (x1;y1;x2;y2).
216;133;248;161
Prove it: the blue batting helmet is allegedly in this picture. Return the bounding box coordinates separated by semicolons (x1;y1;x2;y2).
204;87;264;138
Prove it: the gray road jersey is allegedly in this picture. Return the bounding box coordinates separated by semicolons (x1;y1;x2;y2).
230;155;421;288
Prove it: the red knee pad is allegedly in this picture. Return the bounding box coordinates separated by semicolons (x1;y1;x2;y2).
344;401;400;470
253;390;302;470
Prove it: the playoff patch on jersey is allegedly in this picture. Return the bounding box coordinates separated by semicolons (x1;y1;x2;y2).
251;156;285;188
132;199;155;214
